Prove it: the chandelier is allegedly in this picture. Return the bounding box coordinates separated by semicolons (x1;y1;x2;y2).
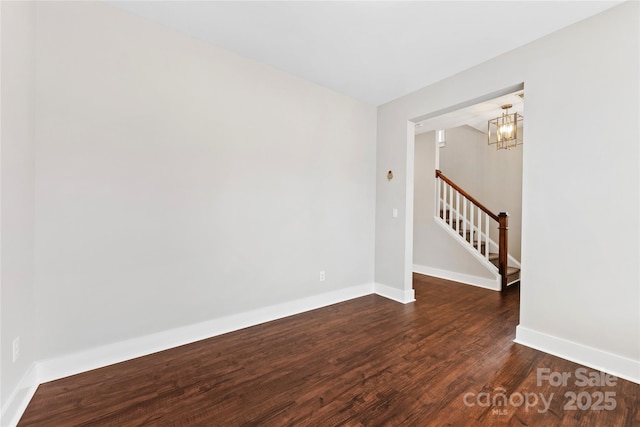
488;104;523;150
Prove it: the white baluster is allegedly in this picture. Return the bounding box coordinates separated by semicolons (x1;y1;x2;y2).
448;184;453;230
469;204;476;253
455;191;460;233
484;211;490;259
468;203;473;244
463;198;467;242
441;181;447;220
436;177;441;219
476;207;482;256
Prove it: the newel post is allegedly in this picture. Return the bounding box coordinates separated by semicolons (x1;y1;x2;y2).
498;212;509;291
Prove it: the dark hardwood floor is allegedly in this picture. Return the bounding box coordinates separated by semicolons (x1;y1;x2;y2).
20;274;640;426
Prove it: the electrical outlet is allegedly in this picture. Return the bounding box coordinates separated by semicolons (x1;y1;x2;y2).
319;270;326;282
12;336;20;363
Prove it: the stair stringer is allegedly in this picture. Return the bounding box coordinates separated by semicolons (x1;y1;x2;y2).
434;215;501;288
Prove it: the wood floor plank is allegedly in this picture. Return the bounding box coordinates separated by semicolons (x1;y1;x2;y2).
18;274;640;426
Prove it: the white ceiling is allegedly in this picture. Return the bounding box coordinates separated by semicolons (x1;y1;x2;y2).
109;1;623;106
415;90;524;135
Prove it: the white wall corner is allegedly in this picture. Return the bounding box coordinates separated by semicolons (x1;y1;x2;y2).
37;283;375;384
404;120;416;295
0;363;39;427
413;264;500;291
515;325;640;385
374;282;415;304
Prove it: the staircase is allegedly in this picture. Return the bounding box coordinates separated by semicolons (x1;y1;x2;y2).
436;170;520;290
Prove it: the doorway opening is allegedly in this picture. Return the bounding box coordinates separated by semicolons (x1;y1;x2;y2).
409;85;524;296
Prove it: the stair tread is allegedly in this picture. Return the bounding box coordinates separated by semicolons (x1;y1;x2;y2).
489;258;519;273
490;262;520;272
506;267;521;287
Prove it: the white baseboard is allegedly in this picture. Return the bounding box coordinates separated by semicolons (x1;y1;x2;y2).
38;283;375;384
374;282;415;304
0;363;39;427
413;264;500;291
515;325;640;385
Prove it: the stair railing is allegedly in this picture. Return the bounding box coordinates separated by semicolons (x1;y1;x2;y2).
435;170;509;290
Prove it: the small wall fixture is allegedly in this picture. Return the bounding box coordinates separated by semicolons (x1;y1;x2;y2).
488;104;523;150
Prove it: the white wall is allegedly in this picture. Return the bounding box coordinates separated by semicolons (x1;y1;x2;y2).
0;0;37;420
377;2;639;381
438;125;523;260
34;2;376;361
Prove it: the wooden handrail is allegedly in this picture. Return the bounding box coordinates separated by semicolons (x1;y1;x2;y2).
436;170;499;222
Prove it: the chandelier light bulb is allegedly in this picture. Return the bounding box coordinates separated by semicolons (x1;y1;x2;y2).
498;121;514;140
